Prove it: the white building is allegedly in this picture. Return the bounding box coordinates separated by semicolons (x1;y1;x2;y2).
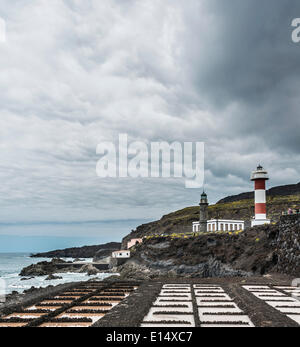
111;250;131;258
192;219;245;233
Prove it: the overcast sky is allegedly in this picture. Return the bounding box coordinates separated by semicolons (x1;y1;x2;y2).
0;0;299;251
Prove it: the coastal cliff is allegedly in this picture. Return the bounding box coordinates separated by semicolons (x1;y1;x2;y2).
116;215;300;280
28;182;299;281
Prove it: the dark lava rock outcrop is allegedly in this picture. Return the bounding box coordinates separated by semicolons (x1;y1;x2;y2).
116;215;300;279
45;274;63;281
19;258;74;277
78;264;99;276
31;242;121;259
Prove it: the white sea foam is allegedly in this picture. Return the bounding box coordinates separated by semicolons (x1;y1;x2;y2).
0;253;114;295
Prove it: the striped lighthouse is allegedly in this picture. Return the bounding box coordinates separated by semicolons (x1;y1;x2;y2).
251;165;271;226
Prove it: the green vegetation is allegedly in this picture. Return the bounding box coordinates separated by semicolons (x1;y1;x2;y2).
144;229;244;240
122;191;300;246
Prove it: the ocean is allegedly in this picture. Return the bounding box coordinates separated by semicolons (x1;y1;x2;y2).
0;253;113;295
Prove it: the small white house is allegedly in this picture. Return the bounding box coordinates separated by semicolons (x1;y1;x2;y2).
193;219;245;233
111;250;131;258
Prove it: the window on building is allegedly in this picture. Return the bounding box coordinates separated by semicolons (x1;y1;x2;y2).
208;224;211;231
239;224;243;230
235;224;238;230
230;224;233;231
225;224;228;231
212;224;215;231
220;224;224;231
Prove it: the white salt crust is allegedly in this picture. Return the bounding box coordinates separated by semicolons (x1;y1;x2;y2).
242;285;270;290
141;284;193;327
195;285;254;327
196;294;233;302
59;314;103;324
276;307;300;314
287;315;300;324
143;311;195;326
195;289;224;293
200;324;252;327
267;301;300;307
142;284;254;327
141;323;193;327
160;289;191;293
243;285;300;326
156;296;191;302
159;292;192;300
153;300;193;310
198;312;254;324
198;306;242;314
197;301;236;307
163;284;190;288
146;306;193;314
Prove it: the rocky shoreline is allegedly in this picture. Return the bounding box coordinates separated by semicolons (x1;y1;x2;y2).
19;258;106;277
18;215;300;284
0;281;80;313
30;242;121;259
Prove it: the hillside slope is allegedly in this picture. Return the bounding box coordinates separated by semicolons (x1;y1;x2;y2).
217;182;300;204
122;183;300;248
117;215;300;280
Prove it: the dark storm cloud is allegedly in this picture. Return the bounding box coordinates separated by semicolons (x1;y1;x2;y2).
0;0;299;238
182;0;300;153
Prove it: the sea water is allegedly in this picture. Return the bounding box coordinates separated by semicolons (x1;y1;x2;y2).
0;253;113;295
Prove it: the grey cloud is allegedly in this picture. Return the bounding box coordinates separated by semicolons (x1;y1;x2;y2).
0;0;299;240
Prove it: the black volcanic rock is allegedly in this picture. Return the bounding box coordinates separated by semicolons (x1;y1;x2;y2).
19;258;73;277
93;248;115;261
116;215;300;279
45;274;63;280
20;277;34;281
31;242;121;258
78;264;99;276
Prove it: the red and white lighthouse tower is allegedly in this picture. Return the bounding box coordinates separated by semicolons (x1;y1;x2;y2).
251;165;271;226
